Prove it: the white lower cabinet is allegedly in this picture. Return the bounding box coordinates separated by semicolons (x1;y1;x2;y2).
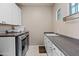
0;37;15;56
44;35;65;56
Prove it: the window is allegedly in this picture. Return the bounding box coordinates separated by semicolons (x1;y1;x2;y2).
57;8;62;20
70;3;79;15
57;9;61;20
78;4;79;11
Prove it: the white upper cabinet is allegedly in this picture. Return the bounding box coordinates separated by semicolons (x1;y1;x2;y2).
11;4;21;25
0;3;21;25
0;3;12;24
17;5;21;25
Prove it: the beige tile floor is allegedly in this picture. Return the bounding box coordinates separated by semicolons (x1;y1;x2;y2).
25;45;47;56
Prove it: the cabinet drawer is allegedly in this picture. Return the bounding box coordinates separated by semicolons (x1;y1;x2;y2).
44;35;65;56
53;43;65;56
44;36;54;55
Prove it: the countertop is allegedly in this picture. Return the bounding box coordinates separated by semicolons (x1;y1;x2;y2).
0;31;29;37
44;32;79;56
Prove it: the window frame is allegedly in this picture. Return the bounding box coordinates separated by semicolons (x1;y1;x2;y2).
57;8;62;20
69;3;79;15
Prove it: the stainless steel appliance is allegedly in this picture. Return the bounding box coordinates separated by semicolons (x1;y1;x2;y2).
16;32;29;56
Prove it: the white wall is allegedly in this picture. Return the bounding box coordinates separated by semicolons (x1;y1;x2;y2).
21;6;53;45
52;3;79;39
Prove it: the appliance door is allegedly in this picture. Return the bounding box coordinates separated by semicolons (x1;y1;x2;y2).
16;34;29;56
22;35;29;56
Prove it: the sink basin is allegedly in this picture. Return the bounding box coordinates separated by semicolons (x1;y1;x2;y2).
46;34;59;36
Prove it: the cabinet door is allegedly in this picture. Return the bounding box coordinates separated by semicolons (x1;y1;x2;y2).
0;3;12;24
44;36;54;56
11;4;21;25
53;44;65;56
16;5;21;25
0;37;15;56
11;4;18;25
0;3;21;25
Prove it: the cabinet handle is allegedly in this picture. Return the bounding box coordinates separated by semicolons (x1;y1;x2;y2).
53;48;55;50
50;47;53;51
50;47;52;48
48;41;50;42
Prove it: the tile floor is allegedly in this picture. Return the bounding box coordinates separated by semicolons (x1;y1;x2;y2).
25;45;47;56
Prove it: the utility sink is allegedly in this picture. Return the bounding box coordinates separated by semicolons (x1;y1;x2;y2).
46;34;59;36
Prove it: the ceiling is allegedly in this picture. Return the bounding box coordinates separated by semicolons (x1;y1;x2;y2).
17;3;54;7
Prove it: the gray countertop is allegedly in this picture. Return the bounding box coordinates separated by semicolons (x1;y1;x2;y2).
44;32;79;56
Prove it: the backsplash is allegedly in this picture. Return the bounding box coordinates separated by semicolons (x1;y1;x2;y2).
0;24;12;33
